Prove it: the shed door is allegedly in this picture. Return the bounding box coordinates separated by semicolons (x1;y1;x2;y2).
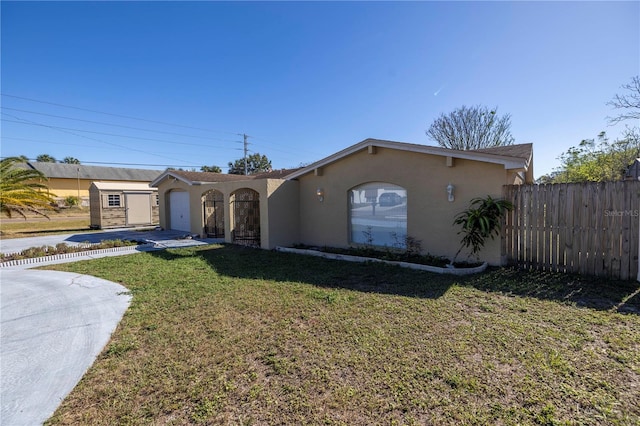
169;191;191;232
125;193;152;225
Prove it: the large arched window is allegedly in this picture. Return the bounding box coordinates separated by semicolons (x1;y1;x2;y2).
349;182;407;248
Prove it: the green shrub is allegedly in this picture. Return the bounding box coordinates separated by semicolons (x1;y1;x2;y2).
64;196;80;207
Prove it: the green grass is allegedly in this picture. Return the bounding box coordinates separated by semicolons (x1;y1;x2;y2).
44;245;640;425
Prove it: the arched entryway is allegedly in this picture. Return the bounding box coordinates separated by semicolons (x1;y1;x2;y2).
202;190;225;238
231;188;260;246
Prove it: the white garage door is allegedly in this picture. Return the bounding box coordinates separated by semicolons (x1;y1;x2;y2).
169;191;190;232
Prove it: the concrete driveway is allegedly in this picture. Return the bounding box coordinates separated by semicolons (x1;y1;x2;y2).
0;269;131;426
0;227;213;254
0;229;221;425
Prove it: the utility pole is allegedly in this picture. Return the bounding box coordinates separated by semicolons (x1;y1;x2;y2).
243;133;248;175
77;167;81;207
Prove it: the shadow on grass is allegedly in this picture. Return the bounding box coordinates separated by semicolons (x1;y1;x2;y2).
64;228;182;244
149;244;454;300
464;267;640;315
150;244;640;314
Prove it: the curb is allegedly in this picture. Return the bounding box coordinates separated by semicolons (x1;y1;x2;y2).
275;246;488;275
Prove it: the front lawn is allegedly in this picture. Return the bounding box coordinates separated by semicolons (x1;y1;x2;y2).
45;245;639;425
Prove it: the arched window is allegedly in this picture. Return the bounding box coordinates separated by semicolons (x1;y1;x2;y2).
349;182;407;248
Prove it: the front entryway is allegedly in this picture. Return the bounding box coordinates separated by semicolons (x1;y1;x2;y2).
231;188;260;246
203;190;225;238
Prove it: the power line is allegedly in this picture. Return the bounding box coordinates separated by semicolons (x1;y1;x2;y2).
1;112;201;166
0;107;240;143
2;93;325;162
1;93;322;168
0;156;223;169
2;136;112;148
1;93;242;136
1;137;226;161
1;117;241;149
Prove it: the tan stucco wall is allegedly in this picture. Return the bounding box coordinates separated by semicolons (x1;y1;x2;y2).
266;179;300;248
297;147;514;265
44;178;92;198
155;178;299;249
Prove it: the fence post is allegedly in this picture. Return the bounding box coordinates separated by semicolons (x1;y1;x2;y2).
637;212;639;282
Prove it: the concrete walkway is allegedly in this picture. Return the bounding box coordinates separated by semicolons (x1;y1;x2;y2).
1;270;131;426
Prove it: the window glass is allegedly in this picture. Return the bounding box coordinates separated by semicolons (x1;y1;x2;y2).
349;182;407;248
107;194;121;207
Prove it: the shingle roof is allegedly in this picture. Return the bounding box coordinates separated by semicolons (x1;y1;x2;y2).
252;168;302;179
24;162;163;181
169;170;256;182
470;143;533;160
151;168;302;186
91;182;156;191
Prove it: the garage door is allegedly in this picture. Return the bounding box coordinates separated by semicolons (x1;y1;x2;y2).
125;193;152;225
169;191;190;232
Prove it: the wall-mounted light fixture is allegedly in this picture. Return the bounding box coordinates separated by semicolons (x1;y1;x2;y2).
447;183;455;202
316;188;324;202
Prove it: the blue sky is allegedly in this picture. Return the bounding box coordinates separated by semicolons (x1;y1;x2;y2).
1;1;638;177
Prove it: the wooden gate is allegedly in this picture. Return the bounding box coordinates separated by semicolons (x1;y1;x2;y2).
503;181;640;280
203;190;224;238
232;189;260;246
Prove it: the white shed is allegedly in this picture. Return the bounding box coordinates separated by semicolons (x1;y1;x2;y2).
89;182;159;229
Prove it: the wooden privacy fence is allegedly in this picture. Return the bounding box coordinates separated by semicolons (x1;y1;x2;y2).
502;181;640;280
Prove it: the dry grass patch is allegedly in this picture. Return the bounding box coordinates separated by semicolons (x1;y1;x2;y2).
0;217;92;239
44;245;640;425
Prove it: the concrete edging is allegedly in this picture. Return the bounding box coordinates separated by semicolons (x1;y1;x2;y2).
275;246;488;275
0;245;146;268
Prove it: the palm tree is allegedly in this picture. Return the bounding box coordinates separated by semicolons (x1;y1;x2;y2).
0;157;56;218
62;156;81;164
36;154;57;163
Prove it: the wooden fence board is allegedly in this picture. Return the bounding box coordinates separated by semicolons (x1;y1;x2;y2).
549;183;558;271
503;181;640;280
594;184;604;277
580;183;590;275
543;184;550;270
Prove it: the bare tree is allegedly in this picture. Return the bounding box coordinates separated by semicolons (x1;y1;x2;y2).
426;105;514;150
607;75;640;124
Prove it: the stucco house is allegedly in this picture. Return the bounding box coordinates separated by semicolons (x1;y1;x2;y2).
151;138;533;265
20;162;162;206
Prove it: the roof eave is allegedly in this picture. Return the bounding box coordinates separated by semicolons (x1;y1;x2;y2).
285;139;530;180
150;171;194;187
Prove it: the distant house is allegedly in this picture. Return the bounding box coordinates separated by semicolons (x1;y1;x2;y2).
151;138;533;265
625;158;640;181
20;162;162;206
